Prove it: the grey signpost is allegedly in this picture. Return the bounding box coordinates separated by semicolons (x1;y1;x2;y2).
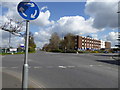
22;20;29;89
17;1;39;89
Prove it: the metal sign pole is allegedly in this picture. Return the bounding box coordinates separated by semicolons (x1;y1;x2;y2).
17;1;39;89
22;20;29;89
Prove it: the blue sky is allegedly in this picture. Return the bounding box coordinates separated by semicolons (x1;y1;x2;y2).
0;1;118;48
30;2;89;33
37;2;88;20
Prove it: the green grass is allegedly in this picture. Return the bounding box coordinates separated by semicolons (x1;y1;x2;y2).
1;51;36;55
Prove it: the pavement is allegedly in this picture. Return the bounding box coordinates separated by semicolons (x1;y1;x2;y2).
2;69;37;89
2;72;22;88
2;51;119;88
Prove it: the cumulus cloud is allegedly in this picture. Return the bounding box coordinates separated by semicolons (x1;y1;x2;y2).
51;16;99;36
103;32;118;47
40;6;48;11
85;0;118;29
34;28;51;48
34;16;100;47
0;30;24;47
32;10;54;26
2;2;53;27
1;1;119;48
91;34;98;39
1;2;53;47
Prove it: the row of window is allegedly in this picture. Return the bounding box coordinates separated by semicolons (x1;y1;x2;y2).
82;43;101;45
82;40;100;43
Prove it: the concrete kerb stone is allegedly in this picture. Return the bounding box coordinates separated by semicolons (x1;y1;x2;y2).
2;69;41;89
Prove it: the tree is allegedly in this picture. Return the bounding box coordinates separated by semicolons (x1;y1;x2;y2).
0;19;25;48
86;35;92;38
0;19;25;36
64;33;75;50
27;32;36;52
49;32;60;50
42;44;50;51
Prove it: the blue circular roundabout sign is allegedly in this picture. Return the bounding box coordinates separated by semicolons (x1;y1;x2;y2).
17;2;39;20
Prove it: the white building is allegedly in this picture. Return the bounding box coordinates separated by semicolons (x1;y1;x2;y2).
101;40;105;48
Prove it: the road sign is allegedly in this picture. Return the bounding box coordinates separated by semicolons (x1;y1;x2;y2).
20;44;25;48
17;2;39;20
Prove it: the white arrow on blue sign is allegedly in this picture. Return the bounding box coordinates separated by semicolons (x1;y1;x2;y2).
17;2;39;20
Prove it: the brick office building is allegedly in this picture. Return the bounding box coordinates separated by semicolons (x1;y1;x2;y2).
74;35;111;50
105;42;111;49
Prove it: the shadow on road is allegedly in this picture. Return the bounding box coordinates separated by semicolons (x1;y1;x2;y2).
94;54;118;57
96;60;120;66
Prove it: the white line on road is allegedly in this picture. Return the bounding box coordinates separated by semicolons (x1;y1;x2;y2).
89;65;103;67
34;66;40;69
0;67;7;69
31;80;45;88
11;67;18;69
89;65;93;67
58;66;66;69
67;66;75;68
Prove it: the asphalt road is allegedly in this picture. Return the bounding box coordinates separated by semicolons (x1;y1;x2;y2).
2;51;119;88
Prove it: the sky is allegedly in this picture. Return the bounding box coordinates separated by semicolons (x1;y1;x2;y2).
0;0;119;48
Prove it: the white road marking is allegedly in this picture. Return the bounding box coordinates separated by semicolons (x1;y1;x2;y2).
31;79;45;88
89;65;103;67
67;66;75;68
0;67;7;69
11;67;18;69
89;65;93;67
58;66;66;69
34;66;40;69
46;52;60;55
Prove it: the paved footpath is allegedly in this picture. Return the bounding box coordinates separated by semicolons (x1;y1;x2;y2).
2;72;22;88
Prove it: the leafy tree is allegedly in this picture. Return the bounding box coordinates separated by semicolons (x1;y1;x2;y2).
42;44;50;51
86;35;92;38
49;32;60;50
24;32;36;52
42;33;76;52
64;33;75;50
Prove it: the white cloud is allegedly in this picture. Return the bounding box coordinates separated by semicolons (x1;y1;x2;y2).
1;1;119;48
34;16;100;47
91;34;98;39
103;32;118;47
2;2;53;27
51;16;99;36
32;10;54;26
85;0;118;29
0;30;24;47
40;6;48;11
34;28;51;48
1;2;53;47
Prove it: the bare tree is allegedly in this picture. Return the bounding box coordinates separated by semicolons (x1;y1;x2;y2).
0;18;25;48
49;32;60;50
64;33;75;50
0;18;25;37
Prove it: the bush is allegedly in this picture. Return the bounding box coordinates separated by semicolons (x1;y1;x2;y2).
28;47;35;52
63;50;77;53
91;51;99;53
78;51;84;53
49;49;62;53
78;51;90;53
